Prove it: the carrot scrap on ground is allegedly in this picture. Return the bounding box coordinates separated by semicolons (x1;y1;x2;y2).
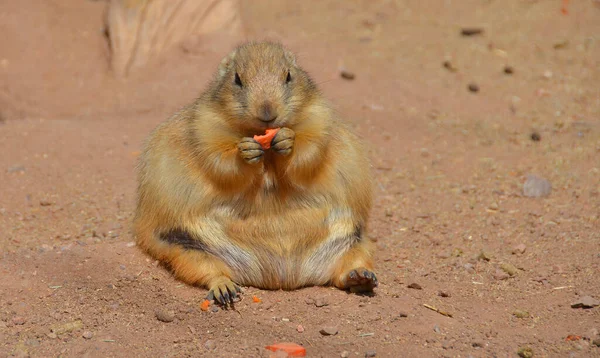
253;128;280;150
561;0;569;15
200;299;210;311
565;335;581;341
265;342;306;357
252;295;262;303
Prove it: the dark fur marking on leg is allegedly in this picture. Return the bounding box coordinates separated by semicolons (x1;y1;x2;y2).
158;228;255;282
159;228;209;252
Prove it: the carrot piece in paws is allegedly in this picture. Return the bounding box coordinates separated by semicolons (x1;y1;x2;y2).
253;128;280;150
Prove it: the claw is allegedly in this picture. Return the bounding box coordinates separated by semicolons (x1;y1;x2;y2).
222;290;230;303
349;270;357;279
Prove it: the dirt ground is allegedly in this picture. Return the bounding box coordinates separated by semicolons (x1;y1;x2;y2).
1;1;599;357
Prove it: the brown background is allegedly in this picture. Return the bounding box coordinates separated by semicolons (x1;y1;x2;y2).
1;0;599;357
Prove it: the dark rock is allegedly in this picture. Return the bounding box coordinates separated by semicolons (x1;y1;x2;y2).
407;283;422;290
468;83;480;93
461;28;484;36
319;326;338;336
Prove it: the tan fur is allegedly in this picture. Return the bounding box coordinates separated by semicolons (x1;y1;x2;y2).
133;41;375;300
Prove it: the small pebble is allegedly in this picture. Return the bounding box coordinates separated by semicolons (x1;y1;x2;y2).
523;174;551;198
407;283;422;290
398;312;408;318
512;244;527;255
82;331;93;339
12;316;27;325
517;346;533;358
443;61;457;72
46;332;58;339
210;305;219;313
204;340;217;351
365;350;377;357
320;326;339;336
433;325;441;333
472;342;484;348
464;263;475;273
530;132;541;142
438;291;450;298
477;251;492;261
297;324;305;333
452;248;463;257
461;27;484;36
155;309;175;323
500;263;519;276
340;70;355;80
341;351;350;358
493;269;510;280
592;339;600;347
314;298;329;307
468;83;480;93
513;309;529;318
504;66;514;74
51;320;83;335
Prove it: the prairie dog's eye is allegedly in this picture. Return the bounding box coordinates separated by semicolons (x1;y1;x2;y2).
286;71;292;83
234;72;243;87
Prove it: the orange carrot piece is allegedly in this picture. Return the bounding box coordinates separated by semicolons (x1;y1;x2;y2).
252;295;262;303
200;299;210;311
265;342;306;357
253;128;280;150
561;0;569;15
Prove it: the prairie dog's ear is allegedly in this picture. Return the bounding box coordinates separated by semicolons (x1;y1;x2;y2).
283;48;297;67
218;49;238;78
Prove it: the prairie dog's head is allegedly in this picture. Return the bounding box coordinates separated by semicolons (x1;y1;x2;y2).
211;41;318;132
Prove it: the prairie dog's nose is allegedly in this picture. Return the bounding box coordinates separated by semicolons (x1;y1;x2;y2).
259;102;278;122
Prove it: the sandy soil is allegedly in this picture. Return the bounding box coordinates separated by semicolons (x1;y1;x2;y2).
1;1;599;357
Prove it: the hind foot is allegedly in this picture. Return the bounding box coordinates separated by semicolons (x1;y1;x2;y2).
206;277;242;306
341;267;378;293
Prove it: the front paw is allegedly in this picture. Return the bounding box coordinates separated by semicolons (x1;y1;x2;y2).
206;277;242;306
271;128;295;156
341;267;378;293
237;137;264;164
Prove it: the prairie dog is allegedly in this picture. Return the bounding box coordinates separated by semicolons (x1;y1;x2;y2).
133;41;376;305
